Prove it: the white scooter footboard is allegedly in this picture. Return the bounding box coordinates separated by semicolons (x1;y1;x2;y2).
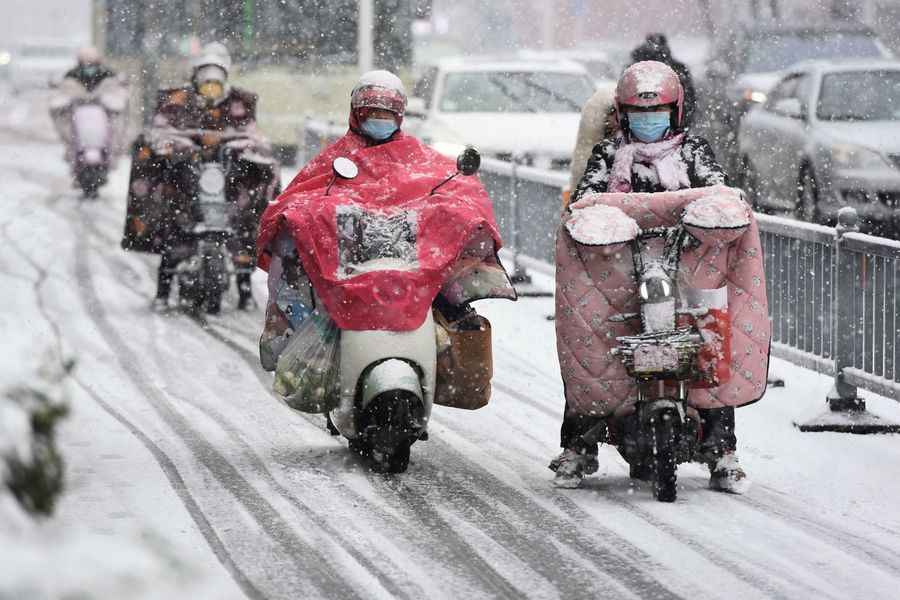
330;311;436;439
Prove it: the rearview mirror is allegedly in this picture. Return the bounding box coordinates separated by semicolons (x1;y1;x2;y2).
332;157;359;180
456;146;481;176
326;157;358;195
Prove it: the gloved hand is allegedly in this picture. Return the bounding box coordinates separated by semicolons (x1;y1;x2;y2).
150;131;197;157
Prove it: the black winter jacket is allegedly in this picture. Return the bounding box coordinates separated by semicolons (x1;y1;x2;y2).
573;135;726;202
64;65;116;93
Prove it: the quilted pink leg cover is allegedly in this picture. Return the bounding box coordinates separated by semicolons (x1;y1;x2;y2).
555;186;771;416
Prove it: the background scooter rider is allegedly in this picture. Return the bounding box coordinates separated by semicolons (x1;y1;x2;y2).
50;47;123;166
65;47;116;93
136;42;276;312
552;60;747;493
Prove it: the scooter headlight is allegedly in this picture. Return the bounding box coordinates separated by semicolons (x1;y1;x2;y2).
639;277;672;302
199;166;226;195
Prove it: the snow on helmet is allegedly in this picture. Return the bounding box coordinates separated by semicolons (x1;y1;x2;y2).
616;60;684;128
77;46;102;66
351;70;407;117
192;42;232;75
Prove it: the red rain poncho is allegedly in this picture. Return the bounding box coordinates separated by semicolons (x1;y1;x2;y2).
257;131;502;331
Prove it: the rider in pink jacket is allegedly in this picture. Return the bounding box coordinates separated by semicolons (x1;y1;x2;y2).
551;61;753;493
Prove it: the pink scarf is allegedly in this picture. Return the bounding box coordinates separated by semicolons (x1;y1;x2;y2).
609;133;690;193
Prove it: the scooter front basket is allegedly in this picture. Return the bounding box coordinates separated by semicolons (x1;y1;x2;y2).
613;328;701;381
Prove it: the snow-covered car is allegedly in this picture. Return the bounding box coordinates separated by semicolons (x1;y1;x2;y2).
703;22;891;174
738;59;900;237
404;58;596;171
0;48;11;82
517;48;619;89
8;41;81;92
705;23;891;119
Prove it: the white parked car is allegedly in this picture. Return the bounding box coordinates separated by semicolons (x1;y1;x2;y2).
517;48;619;89
405;58;596;171
738;59;900;237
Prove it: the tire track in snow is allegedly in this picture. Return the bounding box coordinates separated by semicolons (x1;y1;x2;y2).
1;199;265;600
79;227;527;599
181;307;684;598
188;318;537;599
193;316;685;599
71;214;365;600
140;334;422;600
420;436;686;600
188;270;899;597
739;487;900;577
495;371;900;579
72;378;267;600
490;378;900;593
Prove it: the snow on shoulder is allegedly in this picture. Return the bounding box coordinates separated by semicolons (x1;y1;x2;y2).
682;188;750;230
566;203;640;246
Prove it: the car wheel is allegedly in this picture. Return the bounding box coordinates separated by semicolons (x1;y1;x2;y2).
739;156;763;212
797;164;820;223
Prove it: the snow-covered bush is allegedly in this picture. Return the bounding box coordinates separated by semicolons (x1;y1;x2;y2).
1;359;71;517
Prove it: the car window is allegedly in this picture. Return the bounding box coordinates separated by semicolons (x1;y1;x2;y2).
581;60;616;81
818;70;900;121
19;46;75;58
793;74;813;113
744;32;882;73
765;76;799;110
438;71;594;113
412;67;438;109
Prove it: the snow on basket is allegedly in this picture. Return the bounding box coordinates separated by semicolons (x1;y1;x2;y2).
566;204;640;246
682;191;750;230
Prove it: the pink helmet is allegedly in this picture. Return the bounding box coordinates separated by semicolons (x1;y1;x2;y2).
77;46;102;66
615;61;685;127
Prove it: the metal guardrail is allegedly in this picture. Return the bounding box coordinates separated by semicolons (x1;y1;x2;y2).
756;211;900;411
300;120;900;418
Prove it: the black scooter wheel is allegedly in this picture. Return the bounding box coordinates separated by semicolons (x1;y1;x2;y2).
651;414;678;502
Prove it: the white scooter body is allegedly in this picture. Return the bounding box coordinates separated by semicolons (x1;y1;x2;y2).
330;311;436;439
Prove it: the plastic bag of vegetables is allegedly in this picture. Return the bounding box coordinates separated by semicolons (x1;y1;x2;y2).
272;309;341;413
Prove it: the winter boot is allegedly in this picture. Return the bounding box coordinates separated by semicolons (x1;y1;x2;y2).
550;448;599;489
205;296;222;316
237;290;256;311
708;453;750;495
237;273;255;311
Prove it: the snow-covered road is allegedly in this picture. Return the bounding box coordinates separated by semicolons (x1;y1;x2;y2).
4;88;900;599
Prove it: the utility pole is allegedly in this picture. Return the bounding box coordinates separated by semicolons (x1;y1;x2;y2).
137;2;161;127
242;0;254;57
358;0;374;73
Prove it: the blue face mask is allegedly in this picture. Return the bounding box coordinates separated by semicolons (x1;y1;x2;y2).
361;118;398;141
627;111;671;143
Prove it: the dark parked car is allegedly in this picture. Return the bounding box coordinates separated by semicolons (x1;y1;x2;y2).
701;22;892;176
738;60;900;237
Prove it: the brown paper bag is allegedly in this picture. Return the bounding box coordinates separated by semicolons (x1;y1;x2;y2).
433;310;493;410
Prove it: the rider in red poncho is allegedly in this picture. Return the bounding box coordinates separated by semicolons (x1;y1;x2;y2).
257;70;503;338
280;70;410;196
